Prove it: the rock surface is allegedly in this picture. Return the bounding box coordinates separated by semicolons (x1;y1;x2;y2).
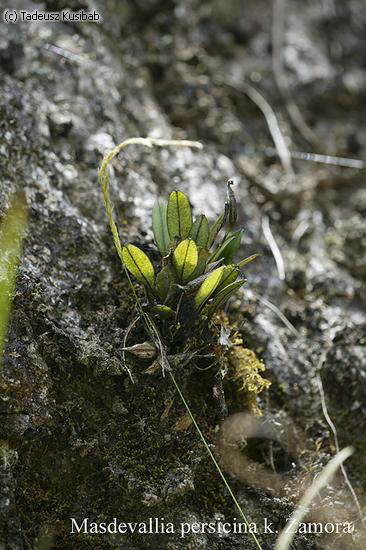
1;1;366;549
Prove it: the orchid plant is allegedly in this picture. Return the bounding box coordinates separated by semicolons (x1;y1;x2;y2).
121;181;257;346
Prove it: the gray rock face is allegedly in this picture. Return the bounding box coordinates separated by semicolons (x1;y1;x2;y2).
1;1;365;549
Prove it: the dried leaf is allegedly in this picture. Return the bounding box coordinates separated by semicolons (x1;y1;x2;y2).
144;360;162;375
167;190;192;240
120;341;157;359
172;239;198;282
173;413;193;432
152;199;170;256
190;215;209;248
122;244;155;288
195;266;225;309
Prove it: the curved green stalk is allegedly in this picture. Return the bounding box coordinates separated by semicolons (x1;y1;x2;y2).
98;137;203;376
99;137;201;264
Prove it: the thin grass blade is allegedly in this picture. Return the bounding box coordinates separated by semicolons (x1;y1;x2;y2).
0;192;28;366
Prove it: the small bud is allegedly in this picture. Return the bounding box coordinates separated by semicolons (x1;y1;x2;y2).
227;179;237;228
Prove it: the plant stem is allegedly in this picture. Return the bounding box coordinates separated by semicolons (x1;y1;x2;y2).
169;371;263;550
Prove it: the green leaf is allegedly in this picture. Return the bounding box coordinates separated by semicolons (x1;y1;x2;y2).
215;265;239;294
195;266;225;309
190;215;209;248
238;254;259;268
206;279;245;318
167;190;192;241
155;264;176;302
122;244;155;288
207;212;225;248
152;199;170;256
210;230;242;265
152;304;175;318
191;247;209;279
172;239;198;282
223;230;242;264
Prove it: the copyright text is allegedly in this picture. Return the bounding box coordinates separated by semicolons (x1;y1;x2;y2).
2;9;100;24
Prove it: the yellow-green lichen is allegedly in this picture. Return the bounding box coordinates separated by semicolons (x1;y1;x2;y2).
228;346;271;416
